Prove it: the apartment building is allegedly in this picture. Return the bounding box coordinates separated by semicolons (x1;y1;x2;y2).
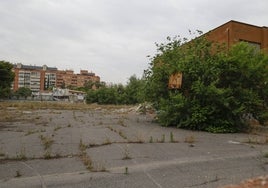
56;70;100;88
206;20;268;52
12;63;57;91
12;64;100;91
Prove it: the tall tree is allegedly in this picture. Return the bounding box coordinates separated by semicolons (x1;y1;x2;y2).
0;61;15;99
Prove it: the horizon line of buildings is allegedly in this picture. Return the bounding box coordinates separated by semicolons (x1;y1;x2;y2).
12;63;100;92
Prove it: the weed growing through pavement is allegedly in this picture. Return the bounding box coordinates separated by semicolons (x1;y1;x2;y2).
244;136;268;145
136;135;145;143
16;146;27;160
149;136;153;143
103;137;112;145
118;130;127;140
24;130;38;136
170;132;174;143
160;134;165;143
79;139;95;171
39;134;54;150
15;170;22;177
54;126;62;132
184;135;195;144
81;154;93;170
122;145;131;160
124;167;129;175
118;118;127;127
79;139;87;152
44;150;52;159
263;152;268;158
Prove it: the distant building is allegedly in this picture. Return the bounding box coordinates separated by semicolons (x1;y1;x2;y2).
56;70;100;88
206;20;268;52
12;63;57;92
12;63;100;91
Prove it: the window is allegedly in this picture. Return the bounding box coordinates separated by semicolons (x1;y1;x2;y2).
240;39;261;51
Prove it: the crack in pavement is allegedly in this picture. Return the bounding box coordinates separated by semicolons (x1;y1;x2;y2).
20;161;47;188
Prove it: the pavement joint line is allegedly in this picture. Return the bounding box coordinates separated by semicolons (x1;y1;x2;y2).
108;150;261;173
115;142;163;188
20;161;47;188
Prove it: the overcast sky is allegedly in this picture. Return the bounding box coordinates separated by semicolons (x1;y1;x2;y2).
0;0;267;84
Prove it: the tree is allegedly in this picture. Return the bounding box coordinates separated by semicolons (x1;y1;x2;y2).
0;61;15;99
85;75;146;105
145;33;268;133
15;87;32;99
125;75;146;104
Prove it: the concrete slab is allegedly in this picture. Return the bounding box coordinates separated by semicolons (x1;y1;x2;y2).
1;104;268;188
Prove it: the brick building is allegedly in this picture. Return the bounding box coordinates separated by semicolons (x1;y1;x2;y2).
206;20;268;52
12;63;100;91
12;63;57;92
56;70;100;88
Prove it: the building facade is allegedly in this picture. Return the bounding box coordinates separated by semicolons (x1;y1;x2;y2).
206;20;268;52
56;70;100;88
12;63;57;91
12;64;100;91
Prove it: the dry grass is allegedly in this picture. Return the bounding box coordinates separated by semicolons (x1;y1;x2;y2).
244;136;268;145
39;134;54;150
0;101;133;111
184;135;196;144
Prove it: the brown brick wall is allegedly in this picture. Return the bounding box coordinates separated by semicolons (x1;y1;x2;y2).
206;20;268;52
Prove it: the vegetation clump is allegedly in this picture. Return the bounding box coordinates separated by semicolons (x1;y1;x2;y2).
145;32;268;133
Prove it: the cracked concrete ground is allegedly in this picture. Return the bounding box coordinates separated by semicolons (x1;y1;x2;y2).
0;102;268;188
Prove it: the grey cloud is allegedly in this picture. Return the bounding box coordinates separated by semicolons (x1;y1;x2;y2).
0;0;267;83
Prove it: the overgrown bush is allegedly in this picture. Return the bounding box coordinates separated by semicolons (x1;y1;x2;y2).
145;33;268;133
86;75;146;105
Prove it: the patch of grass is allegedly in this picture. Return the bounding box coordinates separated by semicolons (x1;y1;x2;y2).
118;118;127;127
160;134;165;143
39;135;54;150
170;132;174;143
149;136;153;143
118;130;127;140
184;135;195;144
124;167;129;175
16;147;27;160
244;136;268;145
81;154;93;170
15;170;22;177
263;152;268;158
107;126;116;132
79;139;87;152
44;150;52;159
25;130;38;136
103;137;112;145
54;126;62;132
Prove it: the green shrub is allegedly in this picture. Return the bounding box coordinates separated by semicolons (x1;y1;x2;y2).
146;33;268;133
